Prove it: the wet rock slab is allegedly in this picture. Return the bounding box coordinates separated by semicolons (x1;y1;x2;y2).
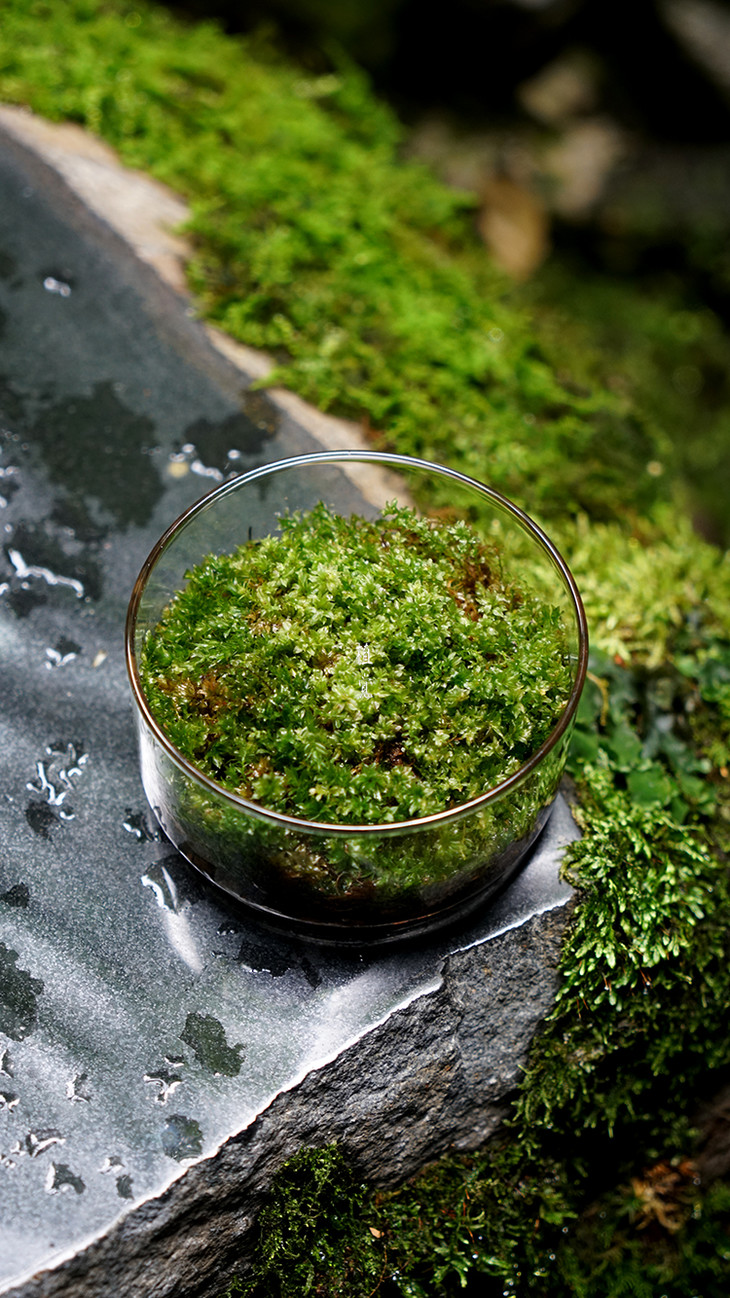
0;119;577;1295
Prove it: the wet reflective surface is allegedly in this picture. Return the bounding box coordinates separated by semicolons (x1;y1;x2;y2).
0;130;576;1290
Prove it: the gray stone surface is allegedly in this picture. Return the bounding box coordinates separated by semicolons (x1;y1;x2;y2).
7;900;572;1298
0;118;577;1295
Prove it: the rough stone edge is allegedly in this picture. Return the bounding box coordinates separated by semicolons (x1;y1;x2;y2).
0;103;407;512
5;907;572;1298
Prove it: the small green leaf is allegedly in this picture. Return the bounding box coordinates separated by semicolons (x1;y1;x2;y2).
626;766;673;806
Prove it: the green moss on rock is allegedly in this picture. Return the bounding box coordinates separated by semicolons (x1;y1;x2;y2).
0;0;668;529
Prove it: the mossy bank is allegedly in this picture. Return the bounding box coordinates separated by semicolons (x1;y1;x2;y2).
3;2;729;1293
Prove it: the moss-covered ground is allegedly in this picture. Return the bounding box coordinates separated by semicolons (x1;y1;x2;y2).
2;2;729;1292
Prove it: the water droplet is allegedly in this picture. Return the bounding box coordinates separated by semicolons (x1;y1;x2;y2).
141;861;179;912
44;636;81;670
236;937;293;978
32;381;161;529
488;327;504;343
25;801;59;839
140;854;202;908
123;809;160;843
0;464;19;510
26;741;88;814
45;1163;85;1194
143;1064;183;1104
180;1012;244;1077
161;1114;203;1162
6;548;84;598
42;277;72;298
66;1073;92;1103
190;458;223;482
0;883;29;909
26;1129;64;1158
236;933;321;987
100;1155;124;1174
116;1173;134;1199
0;944;44;1040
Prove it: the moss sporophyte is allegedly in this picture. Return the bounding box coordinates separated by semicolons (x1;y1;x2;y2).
138;502;573;904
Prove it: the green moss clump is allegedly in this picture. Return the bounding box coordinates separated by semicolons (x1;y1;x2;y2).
140;503;572;825
0;0;666;528
227;1145;383;1298
226;1142;730;1298
526;261;730;548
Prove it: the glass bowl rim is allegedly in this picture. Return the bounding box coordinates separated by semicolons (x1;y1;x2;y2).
125;450;589;837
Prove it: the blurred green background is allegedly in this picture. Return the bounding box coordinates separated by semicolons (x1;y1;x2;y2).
166;0;730;547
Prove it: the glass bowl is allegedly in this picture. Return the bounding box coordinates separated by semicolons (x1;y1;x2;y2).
125;451;588;945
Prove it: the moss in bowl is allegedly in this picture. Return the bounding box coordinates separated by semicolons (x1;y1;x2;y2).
126;452;587;944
